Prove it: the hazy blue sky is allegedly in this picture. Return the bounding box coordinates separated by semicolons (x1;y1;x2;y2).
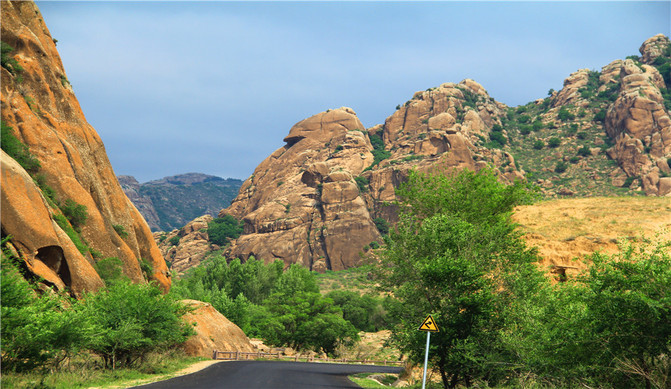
36;1;669;183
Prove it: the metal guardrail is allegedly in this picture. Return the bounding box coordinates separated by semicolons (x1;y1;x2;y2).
212;350;405;366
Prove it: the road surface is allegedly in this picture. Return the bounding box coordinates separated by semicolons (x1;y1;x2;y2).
133;360;403;388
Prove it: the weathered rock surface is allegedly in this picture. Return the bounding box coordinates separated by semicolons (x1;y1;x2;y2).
180;300;255;358
155;215;220;273
604;58;671;195
220;82;523;270
222;108;381;271
639;34;671;64
1;1;169;293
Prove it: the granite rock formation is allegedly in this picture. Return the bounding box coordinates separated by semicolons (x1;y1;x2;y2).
1;1;169;294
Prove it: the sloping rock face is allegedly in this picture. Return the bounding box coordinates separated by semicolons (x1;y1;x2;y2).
118;176;161;232
223;108;381;271
222;84;522;270
180;299;255;358
155;215;220;273
361;80;522;222
1;1;169;293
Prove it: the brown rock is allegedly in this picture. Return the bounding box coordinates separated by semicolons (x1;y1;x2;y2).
180;300;255;358
1;1;169;292
155;215;219;274
639;34;671;65
223;108;380;271
659;177;671;196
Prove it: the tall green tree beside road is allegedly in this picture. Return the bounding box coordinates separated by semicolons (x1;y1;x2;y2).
376;168;545;388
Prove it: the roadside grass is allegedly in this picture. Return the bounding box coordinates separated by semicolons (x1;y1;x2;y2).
349;373;400;388
1;351;209;389
315;265;377;295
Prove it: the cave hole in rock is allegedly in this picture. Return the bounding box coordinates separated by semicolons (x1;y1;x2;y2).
36;245;72;287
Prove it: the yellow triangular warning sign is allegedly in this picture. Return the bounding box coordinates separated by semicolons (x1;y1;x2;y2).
418;315;439;332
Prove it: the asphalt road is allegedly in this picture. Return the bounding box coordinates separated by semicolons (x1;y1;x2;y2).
133;360;403;389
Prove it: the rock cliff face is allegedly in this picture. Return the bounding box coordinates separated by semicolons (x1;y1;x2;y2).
221;83;523;270
155;215;220;273
1;1;169;294
222;108;382;271
119;173;243;232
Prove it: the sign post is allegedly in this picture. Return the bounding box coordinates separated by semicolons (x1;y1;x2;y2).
418;315;439;389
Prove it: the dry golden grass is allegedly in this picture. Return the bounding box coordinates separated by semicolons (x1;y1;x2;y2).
514;196;671;274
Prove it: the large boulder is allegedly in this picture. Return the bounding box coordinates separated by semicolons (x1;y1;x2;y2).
180;300;255;358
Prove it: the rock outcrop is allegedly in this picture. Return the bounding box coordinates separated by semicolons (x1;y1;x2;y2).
155;215;220;273
223;108;382;271
221;83;523;270
1;1;169;294
180;299;255;358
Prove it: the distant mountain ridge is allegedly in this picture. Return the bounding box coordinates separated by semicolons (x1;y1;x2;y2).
119;173;242;232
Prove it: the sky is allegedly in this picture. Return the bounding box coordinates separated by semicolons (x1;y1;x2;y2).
36;1;669;183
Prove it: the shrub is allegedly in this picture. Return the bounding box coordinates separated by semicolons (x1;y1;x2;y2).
95;257;125;285
364;132;391;171
532;120;544;131
139;258;154;280
354;176;369;193
576;131;588;140
518;115;531;124
53;214;88;255
207;215;243;246
555;161;568;173
168;235;180;246
61;199;88;231
548;137;561;148
569;156;580;164
1;121;41;174
113;224;129;239
578;146;591;157
373;217;389;235
82;281;193;369
490;131;507;147
1;41;23;74
369;241;380;250
334;145;344;152
623;176;638;188
594;110;606;122
519;125;532;135
557;107;575;122
533;140;545;150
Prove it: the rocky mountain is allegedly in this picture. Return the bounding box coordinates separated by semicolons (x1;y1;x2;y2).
1;1;170;295
212;34;670;272
118;173;242;232
154;215;221;273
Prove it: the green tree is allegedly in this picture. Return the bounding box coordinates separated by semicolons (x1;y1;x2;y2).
82;281;193;369
207;215;243;246
376;168;544;388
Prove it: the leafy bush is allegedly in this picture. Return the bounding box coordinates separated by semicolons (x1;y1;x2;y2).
94;257;125;285
61;199;88;231
623;176;638;188
325;291;397;332
354;176;369;193
519;125;532;135
207;215;243;246
557;107;575;122
113;224;129;239
1;253;91;372
1;41;23;75
578;146;591;157
548;137;561;148
533;140;544;150
365;132;391;171
555;161;568;173
489;131;507;147
373;217;389;235
1;121;41;174
532;120;544;131
82;281;193;369
594;109;607;122
517;114;530;124
569;156;580;164
168;235;180;246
